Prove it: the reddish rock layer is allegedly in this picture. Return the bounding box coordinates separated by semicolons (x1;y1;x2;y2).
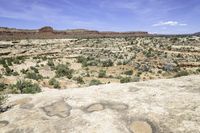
0;26;149;40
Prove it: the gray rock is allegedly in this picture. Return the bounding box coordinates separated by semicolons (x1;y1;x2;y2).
0;75;200;133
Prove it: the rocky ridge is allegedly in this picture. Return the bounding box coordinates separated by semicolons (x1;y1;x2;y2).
0;26;149;40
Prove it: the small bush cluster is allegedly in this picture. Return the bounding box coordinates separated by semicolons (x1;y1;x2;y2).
13;80;41;94
174;71;189;77
47;59;55;70
48;78;61;88
0;83;7;91
102;59;113;67
77;56;99;67
75;76;85;84
0;57;25;67
89;79;102;86
98;70;106;78
120;77;132;83
120;76;139;83
30;66;39;73
77;56;113;67
3;66;19;76
196;68;200;73
124;70;133;75
25;72;43;81
55;64;73;79
0;93;7;112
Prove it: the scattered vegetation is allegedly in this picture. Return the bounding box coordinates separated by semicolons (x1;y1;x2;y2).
102;59;113;67
75;76;85;84
0;36;200;89
47;59;55;70
0;83;6;91
0;57;25;67
89;79;102;86
49;78;61;89
25;71;43;81
124;70;133;75
14;80;41;94
174;71;189;77
0;93;7;112
120;77;132;83
98;70;106;78
55;64;73;79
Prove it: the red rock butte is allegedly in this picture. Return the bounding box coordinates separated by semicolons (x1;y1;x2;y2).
0;26;149;40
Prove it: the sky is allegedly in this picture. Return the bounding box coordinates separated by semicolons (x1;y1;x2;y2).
0;0;199;34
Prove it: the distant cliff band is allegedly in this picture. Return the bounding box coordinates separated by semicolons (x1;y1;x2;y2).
0;26;149;40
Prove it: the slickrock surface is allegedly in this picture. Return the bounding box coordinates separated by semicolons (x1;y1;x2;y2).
1;75;200;133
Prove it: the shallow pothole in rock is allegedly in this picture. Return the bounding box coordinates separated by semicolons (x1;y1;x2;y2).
0;120;9;128
129;120;153;133
20;103;34;110
86;103;105;112
42;100;72;118
109;103;129;111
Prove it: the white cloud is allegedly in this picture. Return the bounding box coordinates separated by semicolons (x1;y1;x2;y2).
153;21;187;27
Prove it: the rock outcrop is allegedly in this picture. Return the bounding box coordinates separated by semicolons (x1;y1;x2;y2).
0;26;149;40
39;27;54;33
1;75;200;133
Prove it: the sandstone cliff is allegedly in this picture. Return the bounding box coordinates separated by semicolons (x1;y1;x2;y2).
0;27;149;40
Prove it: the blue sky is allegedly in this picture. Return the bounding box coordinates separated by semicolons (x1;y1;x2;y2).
0;0;199;34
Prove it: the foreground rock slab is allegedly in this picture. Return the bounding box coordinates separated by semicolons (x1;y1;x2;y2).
1;75;200;133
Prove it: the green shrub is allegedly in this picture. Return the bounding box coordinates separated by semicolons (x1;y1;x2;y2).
77;56;87;63
5;66;13;76
174;71;189;77
55;64;73;79
13;58;20;64
7;58;13;66
21;69;28;74
98;70;106;78
0;58;7;67
132;76;140;82
0;83;6;91
30;66;39;73
15;80;41;94
47;60;55;70
14;56;25;64
12;71;19;76
75;76;85;84
120;77;132;83
0;57;25;68
196;68;200;73
77;56;99;67
48;78;61;89
0;93;7;111
102;59;113;67
25;72;43;81
124;70;133;75
89;79;102;86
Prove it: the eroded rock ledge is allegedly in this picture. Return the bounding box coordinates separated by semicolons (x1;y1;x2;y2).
1;75;200;133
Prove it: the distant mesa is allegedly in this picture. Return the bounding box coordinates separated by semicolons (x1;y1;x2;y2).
39;26;54;33
194;32;200;36
0;26;151;40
